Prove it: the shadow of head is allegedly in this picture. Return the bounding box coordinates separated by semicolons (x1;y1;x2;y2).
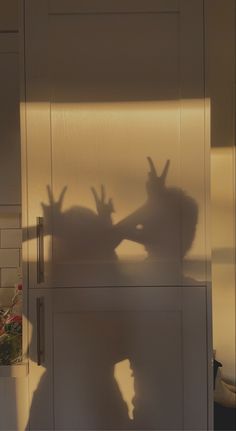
117;158;198;260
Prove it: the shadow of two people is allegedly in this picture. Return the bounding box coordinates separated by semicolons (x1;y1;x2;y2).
40;157;198;266
27;157;199;430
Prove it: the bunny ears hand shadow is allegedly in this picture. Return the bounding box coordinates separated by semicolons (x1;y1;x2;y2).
146;157;170;197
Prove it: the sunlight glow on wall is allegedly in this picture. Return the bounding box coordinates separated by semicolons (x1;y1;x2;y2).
114;359;135;421
23;98;209;273
211;146;236;382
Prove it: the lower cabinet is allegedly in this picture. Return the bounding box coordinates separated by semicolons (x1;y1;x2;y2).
28;286;210;430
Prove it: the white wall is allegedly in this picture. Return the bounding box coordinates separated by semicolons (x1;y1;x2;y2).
206;0;236;383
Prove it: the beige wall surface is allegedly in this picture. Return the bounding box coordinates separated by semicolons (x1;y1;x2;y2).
206;0;236;383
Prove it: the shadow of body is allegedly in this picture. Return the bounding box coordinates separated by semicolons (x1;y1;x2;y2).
26;158;199;430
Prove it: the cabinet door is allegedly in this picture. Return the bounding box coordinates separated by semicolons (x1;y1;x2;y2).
0;33;20;205
23;0;209;288
28;286;208;430
28;290;54;430
24;2;212;430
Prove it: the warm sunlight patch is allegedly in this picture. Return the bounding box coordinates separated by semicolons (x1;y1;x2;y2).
114;359;135;421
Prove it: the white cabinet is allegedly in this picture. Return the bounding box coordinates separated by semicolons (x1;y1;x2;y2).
21;0;212;429
28;286;208;430
23;0;209;289
0;30;20;206
0;33;21;205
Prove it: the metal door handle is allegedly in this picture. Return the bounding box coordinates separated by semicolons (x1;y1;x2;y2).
36;297;45;366
36;217;44;283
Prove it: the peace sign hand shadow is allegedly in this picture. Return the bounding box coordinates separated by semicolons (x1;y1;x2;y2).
91;185;115;226
41;185;67;231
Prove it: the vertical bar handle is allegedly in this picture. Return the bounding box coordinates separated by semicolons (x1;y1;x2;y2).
36;297;45;366
36;217;44;283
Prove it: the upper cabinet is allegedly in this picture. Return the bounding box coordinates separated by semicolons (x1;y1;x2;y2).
0;0;19;32
22;0;210;288
0;0;20;205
